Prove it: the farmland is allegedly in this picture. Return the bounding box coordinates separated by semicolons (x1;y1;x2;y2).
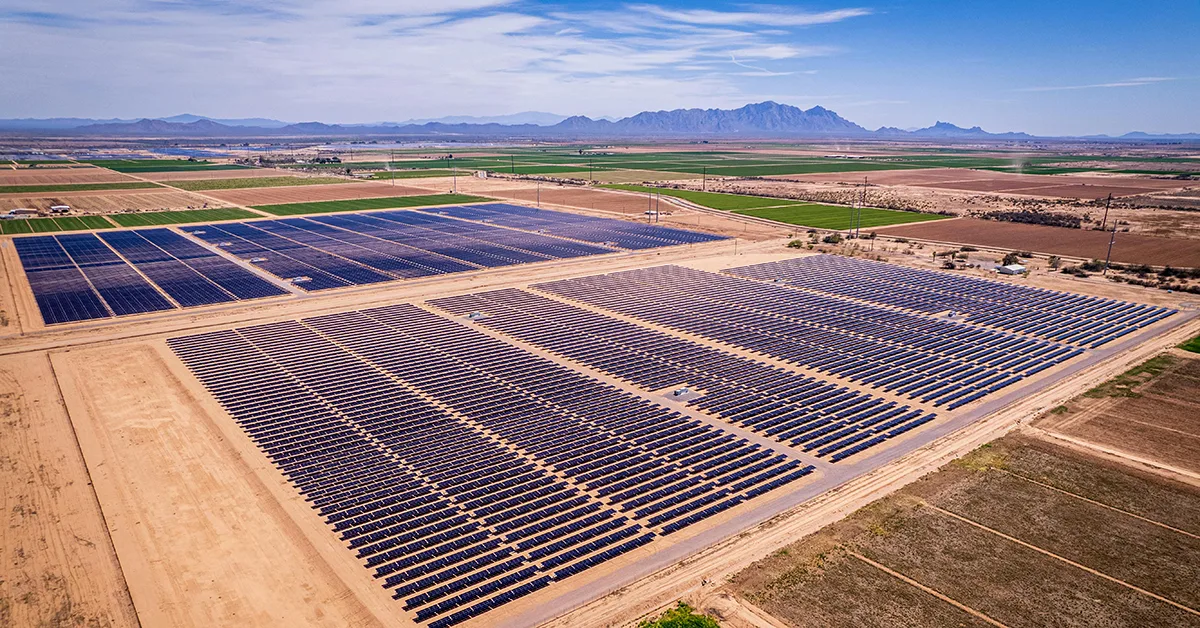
371;169;456;179
0;215;115;234
106;207;261;227
0;181;162;194
735;203;946;230
168;176;351;191
86;159;251;173
602;183;945;229
251;193;491;215
726;433;1200;628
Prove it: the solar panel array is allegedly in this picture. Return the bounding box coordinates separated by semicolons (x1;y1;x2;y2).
14;229;287;324
185;205;725;291
168;304;813;628
429;203;727;250
430;288;935;462
727;255;1175;348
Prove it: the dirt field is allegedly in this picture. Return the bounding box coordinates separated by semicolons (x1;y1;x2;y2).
876;217;1200;267
51;342;384;628
203;182;429;206
0;352;140;628
781;168;1192;199
1036;352;1200;475
0;168;138;186
0;191;226;214
723;434;1200;628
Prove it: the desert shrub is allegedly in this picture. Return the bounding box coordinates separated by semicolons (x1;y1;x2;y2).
639;602;721;628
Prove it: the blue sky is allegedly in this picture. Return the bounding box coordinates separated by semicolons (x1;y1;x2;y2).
0;1;1196;134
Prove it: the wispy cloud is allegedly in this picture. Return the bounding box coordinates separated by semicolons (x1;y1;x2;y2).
629;5;871;27
0;1;870;119
1016;76;1176;92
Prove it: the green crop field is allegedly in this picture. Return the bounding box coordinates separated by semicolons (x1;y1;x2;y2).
734;203;946;230
87;159;252;173
600;184;803;210
253;193;491;216
371;169;457;180
107;208;260;227
14;159;74;165
0;181;163;194
169;176;351;191
0;215;116;235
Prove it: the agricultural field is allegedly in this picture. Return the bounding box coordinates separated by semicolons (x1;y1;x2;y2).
86;159;251;173
0;181;162;194
251;193;491;215
106;207;261;227
168;176;351;191
727;433;1200;628
1036;353;1200;474
370;169;456;179
602;183;944;229
735;203;946;230
0;215;116;234
205;182;431;206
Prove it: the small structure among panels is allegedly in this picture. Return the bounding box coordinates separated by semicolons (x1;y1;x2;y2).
13;229;288;324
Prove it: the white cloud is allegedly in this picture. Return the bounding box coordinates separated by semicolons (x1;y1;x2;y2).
0;1;870;120
1016;77;1176;92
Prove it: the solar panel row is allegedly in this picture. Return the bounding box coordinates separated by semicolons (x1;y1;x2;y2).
727;255;1175;348
14;229;287;324
535;265;1079;410
429;288;936;462
168;304;813;627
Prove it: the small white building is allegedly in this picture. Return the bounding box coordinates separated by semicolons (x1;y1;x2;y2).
997;264;1026;275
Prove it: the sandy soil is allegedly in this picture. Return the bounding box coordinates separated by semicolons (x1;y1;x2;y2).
0;186;167;199
203;182;428;206
875;217;1200;267
51;342;386;628
0;191;227;214
0;352;139;628
0;169;139;186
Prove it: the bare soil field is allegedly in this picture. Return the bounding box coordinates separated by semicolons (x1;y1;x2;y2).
1036;353;1200;475
51;342;384;628
876;217;1200;267
0;352;139;628
0;169;138;186
0;191;225;214
0;186;163;199
724;434;1200;628
204;182;428;206
140;168;284;181
780;168;1192;199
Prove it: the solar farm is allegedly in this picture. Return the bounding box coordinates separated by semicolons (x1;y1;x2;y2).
2;182;1196;628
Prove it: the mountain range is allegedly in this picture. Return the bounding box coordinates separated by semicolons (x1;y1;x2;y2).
0;102;1194;140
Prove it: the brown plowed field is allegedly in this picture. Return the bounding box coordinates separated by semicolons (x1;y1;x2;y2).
0;191;224;213
878;218;1200;267
205;182;427;206
0;169;138;185
779;168;1191;199
141;168;281;181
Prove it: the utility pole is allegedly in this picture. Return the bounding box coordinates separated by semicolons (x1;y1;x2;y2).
537;181;541;208
1103;223;1117;275
589;159;594;182
453;165;457;194
510;155;515;174
857;176;867;239
702;166;707;192
1100;193;1112;231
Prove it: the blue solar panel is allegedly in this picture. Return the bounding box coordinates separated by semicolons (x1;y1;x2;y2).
55;233;175;316
137;229;290;300
14;236;111;324
99;230;237;307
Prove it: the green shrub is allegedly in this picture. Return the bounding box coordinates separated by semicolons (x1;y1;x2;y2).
639;602;721;628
